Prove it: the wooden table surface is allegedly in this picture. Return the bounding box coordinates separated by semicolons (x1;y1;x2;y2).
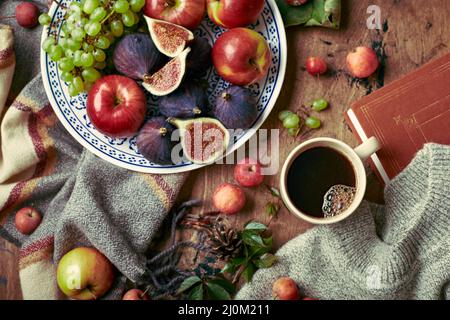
1;0;449;300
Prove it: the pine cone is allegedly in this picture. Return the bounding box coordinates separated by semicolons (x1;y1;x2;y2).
206;218;242;261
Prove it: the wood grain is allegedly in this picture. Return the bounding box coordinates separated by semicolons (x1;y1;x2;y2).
1;0;449;299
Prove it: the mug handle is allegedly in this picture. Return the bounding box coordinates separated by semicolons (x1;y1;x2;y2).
354;136;380;160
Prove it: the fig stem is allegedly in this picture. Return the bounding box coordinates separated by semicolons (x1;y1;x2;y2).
159;127;168;136
193;107;202;115
222;92;231;100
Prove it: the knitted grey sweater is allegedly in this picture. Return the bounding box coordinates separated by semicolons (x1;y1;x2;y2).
237;143;450;300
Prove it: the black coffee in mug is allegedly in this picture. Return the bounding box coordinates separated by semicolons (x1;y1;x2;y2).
286;146;356;218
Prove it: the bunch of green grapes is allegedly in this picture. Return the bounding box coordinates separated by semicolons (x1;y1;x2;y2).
40;0;146;96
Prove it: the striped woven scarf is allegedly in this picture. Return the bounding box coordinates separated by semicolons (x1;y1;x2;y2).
0;23;186;299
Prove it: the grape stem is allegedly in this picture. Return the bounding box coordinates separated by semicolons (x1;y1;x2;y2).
101;9;116;25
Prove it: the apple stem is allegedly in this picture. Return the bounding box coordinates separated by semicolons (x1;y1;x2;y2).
140;285;151;299
159;127;168;136
222;92;231;100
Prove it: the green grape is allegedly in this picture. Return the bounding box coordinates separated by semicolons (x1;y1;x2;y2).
67;13;80;26
110;20;124;37
93;48;106;62
114;0;130;14
42;37;56;52
305;116;321;129
94;36;110;49
69;3;83;14
82;67;101;82
49;45;64;61
83;0;99;15
73;50;84;67
80;17;89;27
84;81;94;92
94;61;107;70
132;12;140;24
122;11;135;27
90;7;107;22
288;127;300;137
64;49;75;59
71;28;86;42
68;83;79;97
80;52;95;67
66;38;82;51
130;0;145;12
59;38;68;49
85;21;102;36
278;110;293;122
61;23;70;34
283;114;301;129
58;57;75;72
83;43;95;52
311;98;329;112
73;76;85;93
61;71;74;83
39;13;51;26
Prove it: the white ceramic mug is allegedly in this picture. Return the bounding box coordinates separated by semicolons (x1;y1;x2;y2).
280;137;380;224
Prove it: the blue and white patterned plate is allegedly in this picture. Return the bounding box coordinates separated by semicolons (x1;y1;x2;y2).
41;0;287;174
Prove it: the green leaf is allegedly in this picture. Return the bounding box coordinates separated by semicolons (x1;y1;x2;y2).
244;221;267;232
266;202;279;217
248;245;270;258
266;185;282;198
242;263;257;283
206;282;231;300
242;233;265;247
222;262;236;274
275;0;313;27
188;284;204;300
263;236;274;248
178;276;202;293
254;253;277;269
209;278;236;294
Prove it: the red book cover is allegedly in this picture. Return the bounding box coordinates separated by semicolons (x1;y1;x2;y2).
345;52;450;184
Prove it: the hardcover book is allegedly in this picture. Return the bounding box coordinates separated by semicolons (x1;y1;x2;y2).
345;52;450;184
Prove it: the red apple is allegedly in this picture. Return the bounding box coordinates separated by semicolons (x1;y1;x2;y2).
144;0;206;30
212;183;246;215
87;75;147;138
305;57;327;76
212;28;271;86
57;247;115;300
207;0;264;29
15;2;40;29
346;46;380;78
272;277;300;300
123;289;150;300
15;207;42;235
234;158;264;188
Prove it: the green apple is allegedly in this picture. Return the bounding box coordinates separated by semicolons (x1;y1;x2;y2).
57;247;115;300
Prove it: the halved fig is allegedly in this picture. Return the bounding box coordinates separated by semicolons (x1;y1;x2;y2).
142;47;190;96
145;16;194;58
168;117;230;165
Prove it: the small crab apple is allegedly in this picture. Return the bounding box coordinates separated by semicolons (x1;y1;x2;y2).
306;57;327;76
346;46;380;78
234;158;264;188
286;0;309;6
15;207;42;235
272;277;300;300
15;2;40;28
212;183;246;215
123;289;150;300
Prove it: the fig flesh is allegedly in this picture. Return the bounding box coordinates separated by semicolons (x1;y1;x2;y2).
142;47;190;96
113;33;166;80
169;117;230;165
145;16;194;58
212;86;258;129
137;117;175;165
159;82;208;118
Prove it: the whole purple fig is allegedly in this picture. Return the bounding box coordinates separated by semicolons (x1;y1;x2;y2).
212;86;258;129
137;117;174;165
186;37;212;79
113;33;166;80
159;82;208;119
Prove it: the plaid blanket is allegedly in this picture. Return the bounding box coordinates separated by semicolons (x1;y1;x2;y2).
0;4;186;300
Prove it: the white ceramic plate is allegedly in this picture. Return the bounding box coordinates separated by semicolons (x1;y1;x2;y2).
41;0;287;174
